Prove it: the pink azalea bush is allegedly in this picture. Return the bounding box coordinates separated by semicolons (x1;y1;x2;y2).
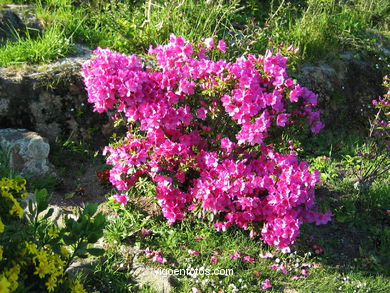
82;34;331;251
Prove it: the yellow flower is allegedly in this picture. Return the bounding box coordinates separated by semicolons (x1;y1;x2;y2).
0;190;11;199
25;242;38;255
8;195;23;219
0;275;11;293
47;227;59;238
70;280;87;293
5;264;20;291
0;217;4;233
34;262;50;279
45;276;57;292
60;246;70;259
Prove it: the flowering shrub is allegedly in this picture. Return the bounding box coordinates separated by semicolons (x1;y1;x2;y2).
82;35;331;251
0;176;106;292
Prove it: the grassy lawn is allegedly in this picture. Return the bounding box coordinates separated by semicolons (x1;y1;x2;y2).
0;0;388;65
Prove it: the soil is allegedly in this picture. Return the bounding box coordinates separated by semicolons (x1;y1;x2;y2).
50;161;109;209
49;160;162;218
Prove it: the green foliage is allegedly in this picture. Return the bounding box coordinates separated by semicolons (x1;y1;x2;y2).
98;197;390;292
1;0;388;65
0;25;74;66
78;0;241;55
0;143;12;178
242;0;390;61
0;176;106;292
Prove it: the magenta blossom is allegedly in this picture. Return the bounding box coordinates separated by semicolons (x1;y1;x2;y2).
261;279;272;290
112;193;129;205
83;34;330;252
210;256;218;265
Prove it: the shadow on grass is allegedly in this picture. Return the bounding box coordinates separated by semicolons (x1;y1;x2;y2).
302;185;390;278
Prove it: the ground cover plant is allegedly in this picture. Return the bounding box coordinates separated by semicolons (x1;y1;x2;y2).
0;149;107;292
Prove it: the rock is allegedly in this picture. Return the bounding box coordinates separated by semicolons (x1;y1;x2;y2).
133;262;174;293
298;53;384;130
0;4;43;45
23;194;66;227
0;48;113;147
108;244;174;292
0;9;26;44
0;128;53;175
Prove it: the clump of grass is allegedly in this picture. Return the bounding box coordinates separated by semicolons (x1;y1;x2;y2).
1;0;388;65
0;143;12;178
256;0;390;61
77;0;242;55
0;25;73;66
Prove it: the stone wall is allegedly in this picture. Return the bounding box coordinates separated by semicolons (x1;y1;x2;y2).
0;51;113;147
297;53;385;131
0;49;387;143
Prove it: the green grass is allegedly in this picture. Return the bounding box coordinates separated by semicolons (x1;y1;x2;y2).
0;24;74;66
0;143;12;178
0;0;388;65
94;187;389;292
79;127;390;292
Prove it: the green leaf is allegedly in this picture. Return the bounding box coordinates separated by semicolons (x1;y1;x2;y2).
93;213;106;228
86;248;105;256
87;233;99;243
72;222;82;235
62;235;73;245
35;189;48;214
84;203;98;217
28;198;35;219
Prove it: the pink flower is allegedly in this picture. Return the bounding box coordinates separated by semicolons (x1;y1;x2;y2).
243;256;255;264
270;264;279;270
210;256;218;265
112;193;129;205
152;255;167;264
188;249;200;256
261;279;272;290
144;247;153;258
197;107;208;120
204;37;214;50
217;40;226;53
192;288;202;293
84;36;329;254
141;228;152;236
311;121;325;134
259;252;274;259
195;236;205;241
276;114;289;127
292;276;301;281
229;250;241;259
